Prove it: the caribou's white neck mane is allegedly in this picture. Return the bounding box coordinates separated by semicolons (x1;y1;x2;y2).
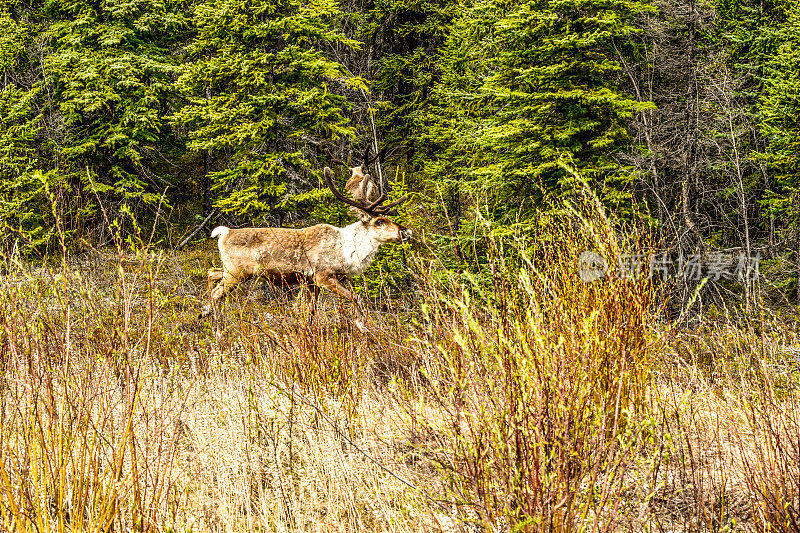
339;221;382;276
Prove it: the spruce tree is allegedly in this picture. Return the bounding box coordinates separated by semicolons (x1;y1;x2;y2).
359;0;457;156
428;0;654;234
760;4;800;225
173;0;355;222
42;0;187;228
0;1;63;250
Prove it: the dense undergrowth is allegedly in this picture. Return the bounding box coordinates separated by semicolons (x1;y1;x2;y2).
0;211;797;532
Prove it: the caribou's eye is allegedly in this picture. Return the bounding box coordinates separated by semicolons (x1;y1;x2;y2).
374;219;385;227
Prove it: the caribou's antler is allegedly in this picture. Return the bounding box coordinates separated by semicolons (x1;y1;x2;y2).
324;167;407;217
362;145;384;167
329;144;383;170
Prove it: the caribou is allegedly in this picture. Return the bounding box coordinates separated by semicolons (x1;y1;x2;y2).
200;161;410;332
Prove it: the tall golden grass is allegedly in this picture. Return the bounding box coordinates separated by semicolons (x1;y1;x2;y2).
0;203;796;531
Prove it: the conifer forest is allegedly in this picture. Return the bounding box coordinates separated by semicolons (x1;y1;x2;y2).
1;0;800;530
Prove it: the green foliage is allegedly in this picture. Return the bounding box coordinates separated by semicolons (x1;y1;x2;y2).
5;0;800;294
760;4;800;224
0;5;62;251
423;0;654;250
360;0;458;153
0;87;60;251
173;0;357;222
0;9;28;71
42;0;187;219
0;0;190;250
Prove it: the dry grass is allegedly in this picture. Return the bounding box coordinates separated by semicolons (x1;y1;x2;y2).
0;217;797;532
644;321;800;532
0;249;447;532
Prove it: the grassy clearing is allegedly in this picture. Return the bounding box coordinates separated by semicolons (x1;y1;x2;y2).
0;219;797;531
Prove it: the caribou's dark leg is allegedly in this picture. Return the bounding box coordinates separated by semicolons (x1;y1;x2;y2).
306;282;321;328
313;272;367;332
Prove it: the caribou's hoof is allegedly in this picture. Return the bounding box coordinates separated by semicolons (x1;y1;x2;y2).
199;305;212;319
354;318;368;333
